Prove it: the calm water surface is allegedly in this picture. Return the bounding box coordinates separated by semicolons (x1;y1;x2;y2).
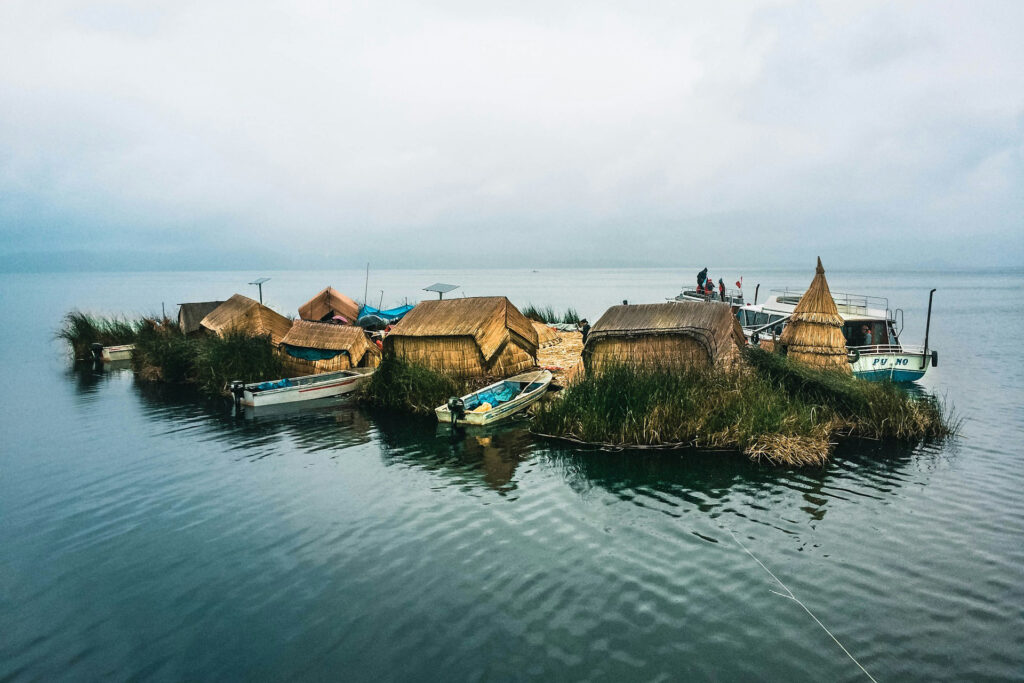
1;268;1022;681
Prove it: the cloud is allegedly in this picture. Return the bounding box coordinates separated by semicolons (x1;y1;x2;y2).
0;0;1021;270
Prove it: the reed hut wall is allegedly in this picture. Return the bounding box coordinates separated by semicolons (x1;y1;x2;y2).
778;258;851;372
199;294;293;345
177;301;224;336
384;297;538;377
583;301;745;372
298;287;360;323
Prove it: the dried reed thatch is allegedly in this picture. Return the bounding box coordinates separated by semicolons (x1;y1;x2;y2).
583;301;746;372
531;320;562;348
199;294;292;345
384;297;539;377
298;287;360;323
279;319;380;374
779;257;851;372
177;301;224;335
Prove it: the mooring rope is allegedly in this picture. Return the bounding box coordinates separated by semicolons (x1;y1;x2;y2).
727;529;879;683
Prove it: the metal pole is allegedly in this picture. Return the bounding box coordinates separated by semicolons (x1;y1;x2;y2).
364;263;369;306
257;283;263;304
921;288;936;369
754;284;760;305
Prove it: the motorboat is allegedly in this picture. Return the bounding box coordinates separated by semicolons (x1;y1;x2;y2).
232;368;374;408
436;370;552;426
738;289;938;383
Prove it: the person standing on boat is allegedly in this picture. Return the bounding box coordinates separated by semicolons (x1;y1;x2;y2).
697;267;708;290
718;278;726;302
862;325;873;346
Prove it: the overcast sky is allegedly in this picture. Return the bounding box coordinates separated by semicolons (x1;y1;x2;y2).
1;0;1021;271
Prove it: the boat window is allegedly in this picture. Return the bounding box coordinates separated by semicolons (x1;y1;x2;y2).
753;312;769;327
768;314;784;324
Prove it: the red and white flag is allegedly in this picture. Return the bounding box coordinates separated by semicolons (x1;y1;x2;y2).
735;277;743;289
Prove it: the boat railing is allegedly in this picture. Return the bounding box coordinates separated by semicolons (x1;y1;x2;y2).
676;288;744;305
771;289;890;317
848;344;924;355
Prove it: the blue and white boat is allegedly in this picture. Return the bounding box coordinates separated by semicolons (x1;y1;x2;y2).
436;370;553;426
737;289;938;383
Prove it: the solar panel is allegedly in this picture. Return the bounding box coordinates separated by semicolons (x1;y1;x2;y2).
423;283;459;294
249;277;270;285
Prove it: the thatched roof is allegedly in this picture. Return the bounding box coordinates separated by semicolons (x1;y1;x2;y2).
387;297;538;360
177;301;224;335
779;257;851;372
281;320;377;365
298;287;359;323
199;294;292;345
586;301;746;362
531;321;561;348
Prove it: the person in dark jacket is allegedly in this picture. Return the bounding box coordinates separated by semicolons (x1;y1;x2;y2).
718;278;726;302
697;267;708;290
579;319;591;345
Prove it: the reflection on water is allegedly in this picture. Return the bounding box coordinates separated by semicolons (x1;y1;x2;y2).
372;410;536;493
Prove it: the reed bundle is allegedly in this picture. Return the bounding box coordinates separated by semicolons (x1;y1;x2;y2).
779;258;850;372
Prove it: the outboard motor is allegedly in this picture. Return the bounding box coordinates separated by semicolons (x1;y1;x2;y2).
446;396;466;425
229;380;246;409
90;342;104;363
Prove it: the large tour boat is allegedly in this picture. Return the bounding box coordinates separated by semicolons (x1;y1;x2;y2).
737;289;938;383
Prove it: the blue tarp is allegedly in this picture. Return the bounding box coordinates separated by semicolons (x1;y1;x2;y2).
256;378;293;390
282;344;345;361
466;382;519;409
357;304;414;323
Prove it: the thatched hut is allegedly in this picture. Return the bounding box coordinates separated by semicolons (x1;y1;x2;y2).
778;258;851;372
583;301;745;372
199;294;292;345
280;320;380;374
531;321;562;348
384;297;538;377
299;287;360;323
177;301;224;336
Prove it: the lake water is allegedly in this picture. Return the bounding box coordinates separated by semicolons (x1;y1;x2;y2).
1;267;1022;681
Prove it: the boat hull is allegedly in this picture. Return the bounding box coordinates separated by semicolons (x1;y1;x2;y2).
436;370;552;426
101;344;135;362
850;349;931;383
241;369;372;407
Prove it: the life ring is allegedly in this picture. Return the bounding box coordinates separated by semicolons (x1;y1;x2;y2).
848;348;860;364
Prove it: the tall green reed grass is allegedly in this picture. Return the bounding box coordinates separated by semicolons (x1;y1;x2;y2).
57;311;142;359
360;356;465;414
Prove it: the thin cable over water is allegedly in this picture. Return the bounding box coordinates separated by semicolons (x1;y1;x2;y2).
728;528;879;683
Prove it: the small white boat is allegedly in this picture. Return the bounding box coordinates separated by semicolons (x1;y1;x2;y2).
234;368;373;408
101;344;135;362
436;370;552;426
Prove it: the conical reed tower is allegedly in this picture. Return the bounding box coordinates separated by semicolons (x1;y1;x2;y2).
779;257;851;372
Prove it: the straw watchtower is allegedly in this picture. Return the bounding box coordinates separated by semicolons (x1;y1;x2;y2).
384;297;539;377
299;287;360;323
583;301;746;373
199;294;292;345
280;320;380;374
778;258;851;373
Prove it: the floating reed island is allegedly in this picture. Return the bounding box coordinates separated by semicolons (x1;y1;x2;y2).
59;260;954;466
